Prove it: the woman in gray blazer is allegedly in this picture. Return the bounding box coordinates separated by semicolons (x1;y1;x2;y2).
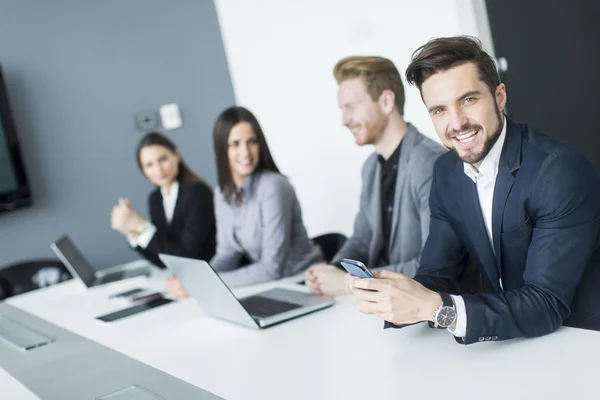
168;107;322;297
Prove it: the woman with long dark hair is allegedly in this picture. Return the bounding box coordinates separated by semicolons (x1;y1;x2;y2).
111;132;216;267
168;107;322;297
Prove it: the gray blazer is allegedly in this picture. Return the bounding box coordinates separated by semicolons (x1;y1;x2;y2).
211;170;323;287
332;124;446;277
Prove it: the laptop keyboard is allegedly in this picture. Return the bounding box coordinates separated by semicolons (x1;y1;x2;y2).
239;296;302;319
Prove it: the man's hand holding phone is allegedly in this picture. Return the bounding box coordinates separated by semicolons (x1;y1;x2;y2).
343;265;442;327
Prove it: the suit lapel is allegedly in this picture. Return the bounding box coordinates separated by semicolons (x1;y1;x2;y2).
169;185;186;229
456;164;499;286
491;171;514;271
491;118;522;269
369;162;384;263
389;127;415;248
151;190;168;229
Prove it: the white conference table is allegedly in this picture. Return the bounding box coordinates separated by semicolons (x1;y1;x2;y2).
5;261;600;400
0;367;41;400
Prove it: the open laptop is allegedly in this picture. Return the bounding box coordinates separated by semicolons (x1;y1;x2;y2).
50;234;151;288
159;254;335;328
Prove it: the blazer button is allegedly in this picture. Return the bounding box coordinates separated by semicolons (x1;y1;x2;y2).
478;337;485;342
492;335;498;341
485;336;492;341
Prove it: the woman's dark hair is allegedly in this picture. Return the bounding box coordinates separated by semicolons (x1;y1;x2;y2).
136;132;204;187
213;106;280;204
405;36;501;95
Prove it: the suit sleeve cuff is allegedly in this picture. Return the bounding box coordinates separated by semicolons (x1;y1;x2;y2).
448;294;467;337
128;222;157;249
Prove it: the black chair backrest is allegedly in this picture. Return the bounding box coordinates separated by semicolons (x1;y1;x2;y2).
312;233;347;264
0;259;72;301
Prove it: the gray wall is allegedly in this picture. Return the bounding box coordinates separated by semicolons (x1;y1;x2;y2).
0;1;235;269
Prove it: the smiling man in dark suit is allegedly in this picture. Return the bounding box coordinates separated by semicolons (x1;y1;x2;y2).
347;36;600;344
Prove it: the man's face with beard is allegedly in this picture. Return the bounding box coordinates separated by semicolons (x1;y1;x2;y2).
338;78;389;147
421;62;506;168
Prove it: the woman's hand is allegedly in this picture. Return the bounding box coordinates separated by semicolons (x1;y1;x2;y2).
166;275;190;300
111;200;132;234
111;198;146;238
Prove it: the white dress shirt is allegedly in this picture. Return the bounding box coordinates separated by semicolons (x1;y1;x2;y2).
128;181;179;249
450;117;507;338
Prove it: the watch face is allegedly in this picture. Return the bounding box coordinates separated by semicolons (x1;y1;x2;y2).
436;307;456;328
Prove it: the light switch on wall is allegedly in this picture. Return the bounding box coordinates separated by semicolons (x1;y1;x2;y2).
159;103;182;130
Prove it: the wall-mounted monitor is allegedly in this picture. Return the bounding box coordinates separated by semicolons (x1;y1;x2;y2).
0;63;32;213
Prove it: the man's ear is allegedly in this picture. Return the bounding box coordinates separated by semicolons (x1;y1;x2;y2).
378;89;396;115
495;83;507;113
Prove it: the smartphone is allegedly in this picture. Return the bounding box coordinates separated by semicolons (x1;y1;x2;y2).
96;297;173;323
340;258;375;279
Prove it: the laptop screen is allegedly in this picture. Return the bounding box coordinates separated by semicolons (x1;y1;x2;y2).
51;235;96;287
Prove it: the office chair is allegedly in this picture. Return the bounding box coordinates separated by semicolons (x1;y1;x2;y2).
0;259;72;301
312;233;347;264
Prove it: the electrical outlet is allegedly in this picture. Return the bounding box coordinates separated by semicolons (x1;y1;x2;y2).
135;111;158;131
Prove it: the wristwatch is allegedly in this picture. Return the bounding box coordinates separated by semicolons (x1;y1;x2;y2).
433;292;457;329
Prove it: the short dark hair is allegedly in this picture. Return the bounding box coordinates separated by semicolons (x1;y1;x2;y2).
136;132;204;187
405;36;500;95
213;106;280;205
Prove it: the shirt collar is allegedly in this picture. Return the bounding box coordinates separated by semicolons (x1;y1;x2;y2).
463;117;507;183
377;122;417;166
238;170;260;199
378;138;402;169
160;180;179;201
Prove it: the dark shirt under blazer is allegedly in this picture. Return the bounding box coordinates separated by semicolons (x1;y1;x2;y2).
331;124;446;277
409;117;600;344
378;140;402;264
135;181;216;268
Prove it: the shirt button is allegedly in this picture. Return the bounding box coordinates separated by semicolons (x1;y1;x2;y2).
393;164;397;169
387;206;393;212
478;337;485;342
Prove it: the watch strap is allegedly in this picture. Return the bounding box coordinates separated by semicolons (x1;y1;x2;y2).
439;292;454;308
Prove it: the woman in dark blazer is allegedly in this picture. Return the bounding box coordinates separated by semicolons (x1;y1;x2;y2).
110;132;216;268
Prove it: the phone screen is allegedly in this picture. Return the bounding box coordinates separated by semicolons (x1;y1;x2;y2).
96;297;173;322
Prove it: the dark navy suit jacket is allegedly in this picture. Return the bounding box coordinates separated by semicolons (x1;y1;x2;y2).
392;117;600;344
